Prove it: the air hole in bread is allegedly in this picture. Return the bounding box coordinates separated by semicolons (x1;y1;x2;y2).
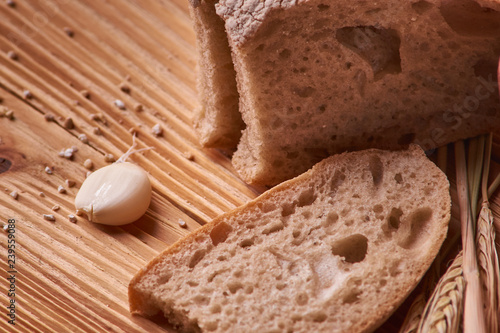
188;249;207;268
227;281;243;294
293;86;316;98
193;295;210;305
240;238;255;248
297;188;317;207
373;204;383;214
388;207;404;229
311;311;327;322
271;118;283;129
187;280;199;287
296;292;309;305
244;285;254;294
279;48;291;59
262;220;285;235
317;3;330;11
157;272;172;285
330;170;345;195
411;0;434;14
205;321;218;331
281;203;296;217
336;26;402;81
210;222;233;246
394;173;403;184
210;304;222;314
323;211;339;227
276;283;287;290
397;207;433;249
342;288;362;304
331;234;368;263
368;155;384;186
259;202;277;213
440;0;500;37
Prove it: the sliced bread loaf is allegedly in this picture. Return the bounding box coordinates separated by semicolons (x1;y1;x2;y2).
210;0;500;185
129;145;451;333
189;0;244;149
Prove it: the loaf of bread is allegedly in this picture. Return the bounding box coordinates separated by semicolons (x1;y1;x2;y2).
129;145;451;332
192;0;500;185
189;0;244;149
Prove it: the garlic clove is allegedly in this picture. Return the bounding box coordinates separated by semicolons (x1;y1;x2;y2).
75;162;151;226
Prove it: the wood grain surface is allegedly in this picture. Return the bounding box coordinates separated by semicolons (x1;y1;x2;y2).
0;1;498;332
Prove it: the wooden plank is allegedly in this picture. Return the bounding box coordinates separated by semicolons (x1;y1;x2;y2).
0;1;498;332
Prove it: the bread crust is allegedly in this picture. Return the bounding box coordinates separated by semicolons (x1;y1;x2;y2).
129;145;451;333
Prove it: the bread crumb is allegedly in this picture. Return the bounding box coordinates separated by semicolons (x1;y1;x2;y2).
7;50;18;60
134;103;143;112
80;90;90;98
63;27;74;37
75;210;84;216
90;114;100;121
43;214;56;221
79;133;88;143
58;185;66;194
65;179;76;188
86;171;92;178
6;0;15;8
45;166;53;174
93;127;102;135
119;82;131;93
83;159;93;170
152;123;163;136
2;108;14;120
44;113;55;121
114;99;125;110
183;151;194;161
104;154;115;163
39;192;45;197
178;219;187;228
68;214;77;223
9;190;18;200
52;205;60;211
23;90;32;99
3;224;8;231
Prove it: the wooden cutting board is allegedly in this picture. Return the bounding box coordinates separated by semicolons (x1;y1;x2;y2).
0;1;498;332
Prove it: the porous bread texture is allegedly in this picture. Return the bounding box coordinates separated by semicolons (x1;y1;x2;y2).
129;145;451;333
190;0;244;149
213;0;500;185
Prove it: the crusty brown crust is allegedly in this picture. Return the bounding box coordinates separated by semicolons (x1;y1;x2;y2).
129;145;451;332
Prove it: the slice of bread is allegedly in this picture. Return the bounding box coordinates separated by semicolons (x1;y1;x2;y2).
129;145;451;333
189;0;244;149
207;0;500;185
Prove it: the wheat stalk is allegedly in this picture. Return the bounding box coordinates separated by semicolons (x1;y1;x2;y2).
399;263;442;333
455;140;487;333
417;251;465;333
475;133;500;333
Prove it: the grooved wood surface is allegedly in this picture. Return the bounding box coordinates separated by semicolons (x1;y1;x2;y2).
0;1;498;332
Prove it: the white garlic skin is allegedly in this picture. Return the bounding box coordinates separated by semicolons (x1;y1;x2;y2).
75;162;151;226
